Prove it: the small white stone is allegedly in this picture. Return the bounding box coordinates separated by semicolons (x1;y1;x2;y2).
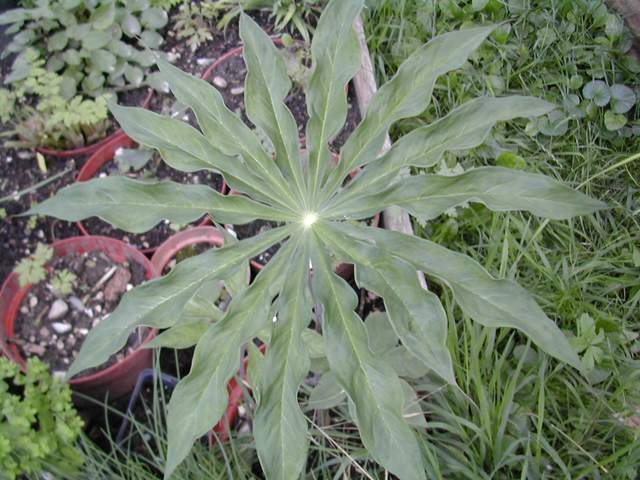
99;172;107;178
48;299;69;320
52;371;66;381
126;283;133;291
77;328;89;336
69;296;85;311
51;322;72;334
230;86;244;96
20;306;28;315
212;76;228;88
29;296;38;308
196;57;214;66
166;51;179;63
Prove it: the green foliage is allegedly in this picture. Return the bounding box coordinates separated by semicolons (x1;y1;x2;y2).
173;1;226;52
150;0;185;10
0;0;168;97
15;243;53;287
0;89;15;123
218;0;321;43
3;49;110;149
31;1;606;478
0;357;84;479
50;269;77;296
364;0;640;475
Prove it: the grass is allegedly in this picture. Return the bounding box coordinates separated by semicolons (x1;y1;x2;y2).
362;0;640;478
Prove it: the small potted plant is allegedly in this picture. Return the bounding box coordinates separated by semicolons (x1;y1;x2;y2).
0;236;157;400
29;1;606;477
0;356;85;479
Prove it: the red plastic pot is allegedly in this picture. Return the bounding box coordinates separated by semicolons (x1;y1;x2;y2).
151;226;250;442
0;236;158;401
76;133;226;254
35;89;154;159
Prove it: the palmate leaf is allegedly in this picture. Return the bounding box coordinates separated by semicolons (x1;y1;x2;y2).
65;226;291;379
333;222;585;371
328;167;607;221
29;0;608;478
253;239;312;480
29;176;296;232
310;233;426;480
320;25;496;202
165;236;301;477
328;95;555;207
305;0;363;201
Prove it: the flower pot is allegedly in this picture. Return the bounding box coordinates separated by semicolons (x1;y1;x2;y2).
115;367;244;447
150;226;225;275
0;235;158;401
34;89;154;159
75;134;225;254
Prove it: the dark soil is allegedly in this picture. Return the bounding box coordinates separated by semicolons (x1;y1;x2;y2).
0;149;82;284
204;48;361;152
13;250;147;375
233;219;283;267
82;153;224;251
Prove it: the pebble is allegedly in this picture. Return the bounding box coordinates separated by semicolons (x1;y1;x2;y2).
92;317;101;328
51;322;72;334
52;371;66;381
166;51;179;62
126;284;133;291
69;296;85;311
56;340;64;350
17;151;33;160
230;86;244;96
37;230;44;239
26;344;45;356
20;306;28;315
196;57;214;66
212;76;228;88
38;326;50;339
48;299;69;320
66;336;76;348
95;291;104;301
77;328;89;336
95;304;102;314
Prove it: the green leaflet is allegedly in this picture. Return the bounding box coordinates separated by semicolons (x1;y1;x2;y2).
329;167;607;221
336;223;585;372
318;223;456;385
310;233;426;480
321;25;496;201
109;102;256;185
28;176;296;233
157;58;297;211
164;236;297;479
306;0;363;202
239;14;306;206
329;96;554;209
66;225;291;379
146;281;224;349
254;239;311;480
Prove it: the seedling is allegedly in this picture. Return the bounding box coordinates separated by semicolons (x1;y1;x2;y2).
15;243;53;287
50;269;78;296
31;1;606;478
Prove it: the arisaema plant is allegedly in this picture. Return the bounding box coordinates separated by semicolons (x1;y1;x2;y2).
31;1;607;478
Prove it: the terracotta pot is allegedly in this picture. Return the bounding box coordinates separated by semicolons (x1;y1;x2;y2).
0;236;158;401
35;89;154;159
75;133;225;254
150;226;251;442
150;226;225;274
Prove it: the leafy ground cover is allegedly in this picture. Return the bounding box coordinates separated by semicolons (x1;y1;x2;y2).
361;0;640;477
